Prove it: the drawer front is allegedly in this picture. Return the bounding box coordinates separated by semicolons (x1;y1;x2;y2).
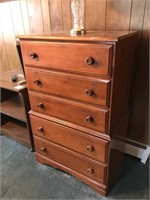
34;136;107;184
25;68;111;107
30;115;109;163
29;92;108;133
21;42;112;76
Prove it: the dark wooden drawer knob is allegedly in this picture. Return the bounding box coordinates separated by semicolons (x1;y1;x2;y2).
85;57;95;65
33;80;41;85
29;52;38;59
85;89;94;96
37;103;44;109
87;168;94;174
86;116;93;123
37;127;43;133
40;147;46;152
87;145;95;152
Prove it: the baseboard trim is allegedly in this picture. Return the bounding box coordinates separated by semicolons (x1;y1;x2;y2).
124;143;150;164
124;138;150;164
125;138;148;148
111;138;150;164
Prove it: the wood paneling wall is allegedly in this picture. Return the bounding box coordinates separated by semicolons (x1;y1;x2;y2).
0;0;149;145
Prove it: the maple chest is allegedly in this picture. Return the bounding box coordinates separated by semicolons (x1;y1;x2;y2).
18;31;137;196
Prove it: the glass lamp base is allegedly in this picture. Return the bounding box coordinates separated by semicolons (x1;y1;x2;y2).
70;29;86;35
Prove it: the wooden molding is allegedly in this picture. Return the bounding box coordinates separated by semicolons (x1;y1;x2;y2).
111;138;150;164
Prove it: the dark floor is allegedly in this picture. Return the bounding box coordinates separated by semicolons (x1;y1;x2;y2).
0;135;149;200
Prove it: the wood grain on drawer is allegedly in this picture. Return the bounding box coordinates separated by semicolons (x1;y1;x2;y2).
25;68;111;107
30;115;109;163
34;136;107;184
29;92;108;133
21;42;112;76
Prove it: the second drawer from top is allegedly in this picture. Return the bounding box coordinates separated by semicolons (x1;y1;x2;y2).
25;68;111;107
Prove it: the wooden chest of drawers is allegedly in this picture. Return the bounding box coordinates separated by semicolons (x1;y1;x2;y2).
18;31;137;196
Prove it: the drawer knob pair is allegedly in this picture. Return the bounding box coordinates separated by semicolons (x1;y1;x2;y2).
34;80;41;85
85;57;95;65
85;89;94;96
29;52;38;59
87;145;95;152
87;168;94;174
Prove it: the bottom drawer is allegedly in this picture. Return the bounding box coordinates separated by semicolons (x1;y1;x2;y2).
34;136;107;184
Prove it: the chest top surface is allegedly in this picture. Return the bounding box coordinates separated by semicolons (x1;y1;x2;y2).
17;31;137;43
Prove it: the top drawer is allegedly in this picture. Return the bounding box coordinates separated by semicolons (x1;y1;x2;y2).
21;42;113;76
